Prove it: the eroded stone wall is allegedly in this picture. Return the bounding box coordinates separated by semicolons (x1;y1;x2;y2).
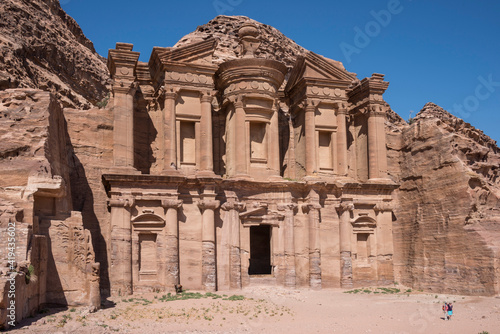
390;103;500;296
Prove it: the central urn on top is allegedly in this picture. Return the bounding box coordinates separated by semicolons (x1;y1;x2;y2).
216;23;288;180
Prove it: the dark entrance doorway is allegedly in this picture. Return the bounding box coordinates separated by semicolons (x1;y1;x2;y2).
249;225;272;275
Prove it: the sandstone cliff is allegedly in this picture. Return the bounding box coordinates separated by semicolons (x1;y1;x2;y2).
390;103;500;295
0;0;110;109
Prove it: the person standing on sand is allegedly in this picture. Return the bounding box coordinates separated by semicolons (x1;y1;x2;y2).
447;302;453;320
442;302;448;320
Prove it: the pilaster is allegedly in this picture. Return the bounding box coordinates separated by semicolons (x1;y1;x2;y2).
221;200;246;289
108;196;135;295
161;198;183;287
304;99;319;176
161;87;182;175
336;201;354;288
335;102;349;176
198;195;220;292
198;91;216;176
277;202;298;288
302;197;322;289
374;202;394;284
108;43;140;174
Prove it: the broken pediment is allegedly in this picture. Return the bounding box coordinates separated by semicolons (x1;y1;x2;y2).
286;51;357;93
159;38;218;66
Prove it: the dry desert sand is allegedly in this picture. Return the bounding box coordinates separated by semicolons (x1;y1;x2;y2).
8;286;500;334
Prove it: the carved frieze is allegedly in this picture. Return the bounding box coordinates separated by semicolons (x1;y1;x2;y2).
164;72;213;86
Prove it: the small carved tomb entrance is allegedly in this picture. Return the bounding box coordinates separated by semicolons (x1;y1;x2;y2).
249;224;272;275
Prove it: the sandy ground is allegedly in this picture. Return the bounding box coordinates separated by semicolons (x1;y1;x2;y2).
7;286;500;334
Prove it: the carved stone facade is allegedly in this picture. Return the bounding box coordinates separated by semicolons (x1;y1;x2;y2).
103;23;397;293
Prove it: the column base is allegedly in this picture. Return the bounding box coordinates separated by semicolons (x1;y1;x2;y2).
267;175;283;182
303;175;320;182
368;177;394;184
196;170;218;178
108;166;141;175
229;174;254;181
161;167;183;176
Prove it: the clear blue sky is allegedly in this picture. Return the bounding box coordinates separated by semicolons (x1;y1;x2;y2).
61;0;500;144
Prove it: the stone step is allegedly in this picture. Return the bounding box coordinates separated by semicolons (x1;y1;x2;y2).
249;275;277;286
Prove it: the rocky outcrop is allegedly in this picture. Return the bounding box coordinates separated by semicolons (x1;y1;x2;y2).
390;102;500;296
0;89;100;329
0;0;110;109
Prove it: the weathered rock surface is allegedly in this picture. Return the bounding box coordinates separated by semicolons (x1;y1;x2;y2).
0;0;110;109
0;89;100;329
175;15;307;70
390;102;500;295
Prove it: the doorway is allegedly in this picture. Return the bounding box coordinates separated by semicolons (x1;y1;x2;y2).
249;225;272;275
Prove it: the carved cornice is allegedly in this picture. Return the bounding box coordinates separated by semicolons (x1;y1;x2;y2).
161;199;183;209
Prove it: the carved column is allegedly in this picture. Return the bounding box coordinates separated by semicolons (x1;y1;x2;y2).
269;102;281;178
112;84;137;170
304;99;318;176
374;202;394;284
234;99;248;176
368;105;388;180
278;203;297;288
376;106;388;179
336;201;354;288
221;200;245;289
161;198;183;287
108;43;140;173
198;198;220;291
303;202;322;289
199;91;215;174
335;102;348;176
108;197;134;295
162;88;179;174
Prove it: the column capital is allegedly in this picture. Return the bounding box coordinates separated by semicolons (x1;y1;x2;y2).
335;201;354;214
159;85;180;100
304;98;320;111
221;201;246;212
197;200;220;211
277;203;298;212
334;101;348;114
108;197;135;208
161;199;183;209
200;90;217;104
113;81;138;95
368;104;387;117
302;202;321;213
374;202;392;213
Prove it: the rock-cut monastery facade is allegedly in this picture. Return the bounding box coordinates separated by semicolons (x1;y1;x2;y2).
103;22;398;295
